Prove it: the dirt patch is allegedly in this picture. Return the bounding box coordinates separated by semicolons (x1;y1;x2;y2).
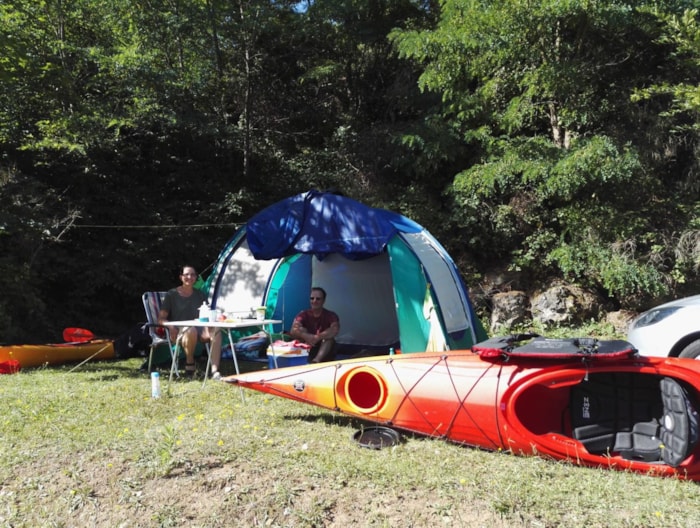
3;451;523;527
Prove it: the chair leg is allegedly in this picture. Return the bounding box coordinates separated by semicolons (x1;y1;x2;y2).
169;338;182;384
147;345;154;374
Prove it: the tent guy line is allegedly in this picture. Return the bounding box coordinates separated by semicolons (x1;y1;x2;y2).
72;223;243;229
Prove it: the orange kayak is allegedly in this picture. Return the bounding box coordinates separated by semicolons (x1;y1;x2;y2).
226;337;700;481
0;339;115;368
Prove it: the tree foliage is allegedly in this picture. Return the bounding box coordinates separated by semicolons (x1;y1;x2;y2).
392;0;699;305
0;0;698;342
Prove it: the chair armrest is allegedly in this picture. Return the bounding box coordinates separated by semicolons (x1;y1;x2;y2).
143;322;168;340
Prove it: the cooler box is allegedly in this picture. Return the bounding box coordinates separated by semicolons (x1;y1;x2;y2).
267;343;308;369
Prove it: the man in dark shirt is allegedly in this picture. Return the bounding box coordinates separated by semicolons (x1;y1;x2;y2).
290;287;340;363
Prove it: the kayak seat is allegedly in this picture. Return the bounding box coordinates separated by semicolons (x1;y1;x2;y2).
659;377;700;467
570;373;664;462
612;421;662;462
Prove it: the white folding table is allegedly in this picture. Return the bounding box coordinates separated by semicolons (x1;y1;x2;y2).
163;318;282;387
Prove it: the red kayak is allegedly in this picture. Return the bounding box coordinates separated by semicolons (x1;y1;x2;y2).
226;336;700;481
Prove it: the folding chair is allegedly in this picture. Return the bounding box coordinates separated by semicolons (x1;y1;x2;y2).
142;291;182;381
142;291;212;385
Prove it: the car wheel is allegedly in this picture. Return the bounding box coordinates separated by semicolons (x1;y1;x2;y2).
679;340;700;359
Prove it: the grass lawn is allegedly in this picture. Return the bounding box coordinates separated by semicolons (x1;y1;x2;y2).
1;357;700;527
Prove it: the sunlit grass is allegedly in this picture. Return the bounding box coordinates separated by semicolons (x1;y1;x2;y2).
1;357;700;527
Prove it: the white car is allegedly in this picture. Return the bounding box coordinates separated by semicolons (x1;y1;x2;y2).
627;294;700;358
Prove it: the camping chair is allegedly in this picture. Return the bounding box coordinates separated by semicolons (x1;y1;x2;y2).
142;291;187;382
142;291;213;385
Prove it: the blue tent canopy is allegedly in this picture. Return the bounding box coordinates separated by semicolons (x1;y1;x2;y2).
207;190;487;354
246;190;422;261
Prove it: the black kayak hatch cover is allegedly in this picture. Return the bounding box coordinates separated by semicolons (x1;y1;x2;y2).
353;426;401;449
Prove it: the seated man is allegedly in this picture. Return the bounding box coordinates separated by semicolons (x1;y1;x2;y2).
158;265;223;379
290;287;340;363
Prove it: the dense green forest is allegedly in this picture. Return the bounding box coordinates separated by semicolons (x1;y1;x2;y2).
1;0;698;343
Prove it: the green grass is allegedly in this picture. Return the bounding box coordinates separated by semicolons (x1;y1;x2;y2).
1;356;700;527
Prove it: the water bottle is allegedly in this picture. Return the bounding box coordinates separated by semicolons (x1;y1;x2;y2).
151;372;161;398
389;347;395;356
198;302;210;321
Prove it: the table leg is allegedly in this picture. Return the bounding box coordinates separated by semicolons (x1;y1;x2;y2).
225;329;244;401
228;330;241;376
201;341;212;388
263;323;278;368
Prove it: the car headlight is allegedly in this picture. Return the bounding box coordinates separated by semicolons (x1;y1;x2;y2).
632;307;681;328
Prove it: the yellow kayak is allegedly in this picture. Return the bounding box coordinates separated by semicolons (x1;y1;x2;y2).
0;339;115;368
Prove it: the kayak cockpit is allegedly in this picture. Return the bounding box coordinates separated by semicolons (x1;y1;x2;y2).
570;373;700;467
479;335;700;468
515;372;700;468
570;373;664;462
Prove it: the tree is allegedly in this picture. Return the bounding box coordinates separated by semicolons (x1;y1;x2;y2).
2;0;695;343
632;8;700;285
392;0;699;305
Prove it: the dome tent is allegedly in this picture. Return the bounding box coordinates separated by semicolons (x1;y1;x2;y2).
206;190;487;355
